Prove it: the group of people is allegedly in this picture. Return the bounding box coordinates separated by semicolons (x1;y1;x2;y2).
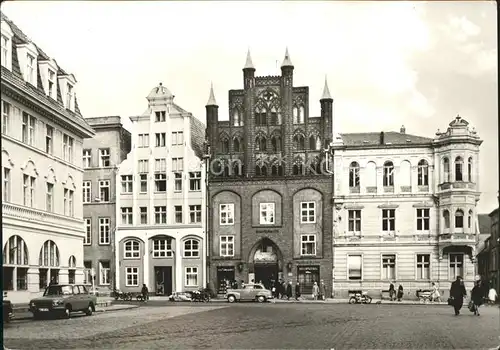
271;279;327;301
388;282;404;301
449;276;497;316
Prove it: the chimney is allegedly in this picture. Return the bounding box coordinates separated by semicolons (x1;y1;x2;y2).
400;125;406;134
380;131;385;145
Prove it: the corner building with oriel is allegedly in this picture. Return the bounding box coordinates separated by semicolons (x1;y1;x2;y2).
207;49;334;296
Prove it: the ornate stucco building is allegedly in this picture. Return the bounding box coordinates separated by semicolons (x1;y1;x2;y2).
115;83;206;296
1;13;95;303
331;117;482;299
206;50;334;296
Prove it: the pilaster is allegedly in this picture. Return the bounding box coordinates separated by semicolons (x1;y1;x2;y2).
144;245;150;288
59;269;69;284
175;238;182;292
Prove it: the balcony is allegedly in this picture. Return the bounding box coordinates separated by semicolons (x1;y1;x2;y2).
334;234;438;245
438;233;475;247
438;182;476;191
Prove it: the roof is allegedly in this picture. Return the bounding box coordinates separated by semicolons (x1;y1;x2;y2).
147;83;173;99
244;49;255;70
0;12;94;137
321;76;332;100
190;116;206;159
281;47;293;67
206;83;217;106
478;214;492;234
339;132;433;147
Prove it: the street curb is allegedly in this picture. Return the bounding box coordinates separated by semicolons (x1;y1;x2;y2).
209;298;449;305
11;304;138;321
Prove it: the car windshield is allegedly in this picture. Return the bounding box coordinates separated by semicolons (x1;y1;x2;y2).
43;285;73;296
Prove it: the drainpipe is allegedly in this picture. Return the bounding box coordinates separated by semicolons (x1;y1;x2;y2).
432;195;441;292
330;144;335;298
203;142;211;292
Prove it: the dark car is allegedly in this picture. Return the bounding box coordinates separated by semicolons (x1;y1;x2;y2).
29;284;97;319
3;291;14;322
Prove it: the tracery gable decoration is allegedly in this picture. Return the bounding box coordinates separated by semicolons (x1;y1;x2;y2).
20;159;38;176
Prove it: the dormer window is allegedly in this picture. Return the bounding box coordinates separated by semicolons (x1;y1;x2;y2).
48;69;55;97
1;22;13;71
26;53;35;84
1;34;9;67
66;83;73;110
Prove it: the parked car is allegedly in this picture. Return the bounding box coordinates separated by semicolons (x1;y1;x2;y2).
225;283;273;303
168;292;192;302
29;284;97;319
3;291;13;322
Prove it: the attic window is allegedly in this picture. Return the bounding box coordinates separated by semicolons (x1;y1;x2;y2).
26;53;35;84
1;34;9;68
363;140;369;143
385;142;392;145
48;69;55;98
406;139;412;143
66;83;73;110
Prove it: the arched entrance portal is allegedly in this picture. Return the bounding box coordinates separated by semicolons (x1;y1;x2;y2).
249;238;282;290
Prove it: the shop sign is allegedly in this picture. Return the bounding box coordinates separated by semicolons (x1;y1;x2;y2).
217;266;235;273
297;265;320;273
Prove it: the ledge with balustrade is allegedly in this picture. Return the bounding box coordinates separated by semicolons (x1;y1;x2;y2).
349;185;430;195
335;231;476;245
2;202;83;233
438;182;476;191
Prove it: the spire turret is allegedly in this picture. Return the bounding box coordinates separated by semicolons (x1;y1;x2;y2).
206;82;217;106
321;76;332;101
243;49;255;70
281;47;293;67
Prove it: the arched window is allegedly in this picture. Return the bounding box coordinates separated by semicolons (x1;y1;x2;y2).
184;239;200;257
271;135;282;152
39;240;60;288
309;135;316;150
293;161;303;175
277;110;282;125
255;106;267;126
443;157;450;182
468;157;473;182
255;136;267;152
383;161;394;186
68;255;76;267
255;165;267;176
455;209;464;228
455;156;463;181
365;162;377;188
418;159;429;186
316;136;322;150
233;109;242;127
270;107;279;125
293;134;305;151
3;235;29;291
349;162;360;188
152;237;173;258
68;255;76;284
468;209;473;229
233;137;241;153
293;106;299;124
298;106;305;124
124;239;140;259
219;137;229;153
443;210;450;229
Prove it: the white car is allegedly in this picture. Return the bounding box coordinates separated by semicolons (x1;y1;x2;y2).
168;292;192;302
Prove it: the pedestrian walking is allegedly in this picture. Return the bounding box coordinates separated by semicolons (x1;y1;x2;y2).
295;281;301;301
274;279;281;299
431;282;442;302
389;281;396;301
320;280;327;301
488;286;497;305
141;283;149;302
471;280;484;316
397;284;404;302
286;281;293;301
281;280;287;299
449;276;467;316
312;281;320;300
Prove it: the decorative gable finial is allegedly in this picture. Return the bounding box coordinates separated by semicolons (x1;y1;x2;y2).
244;48;255;70
206;82;217;106
321;75;332;100
281;47;293;67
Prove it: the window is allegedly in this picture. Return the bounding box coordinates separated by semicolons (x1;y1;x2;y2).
300;234;316;256
125;267;139;286
63;189;74;216
98;180;110;202
22;112;36;146
3;167;10;202
416;254;430;280
293;134;305;151
383;161;394;186
255;136;266;152
44;125;54;154
468;157;473;182
121;207;133;225
300;202;316;223
172;158;183;172
140;207;148;224
418;160;429;186
84;218;91;245
138;133;149;148
271;135;281;152
185;267;198;286
259;203;275;225
83;150;91;168
140;174;148;193
63;134;74;162
153;238;173;257
382;209;395;232
68;256;76;284
443;210;450;229
83;261;91;284
175;206;183;223
468;209;473;229
124;240;140;258
443;157;450;182
172;131;184;145
455;156;463;181
189;172;201;191
46;183;54;212
174;172;182;192
189;205;202;224
416;208;430;231
3;235;29;291
382;255;396;280
220;236;234;257
23;174;36;207
121;175;133;193
26;53;35;84
48;69;55;97
138;159;149;173
184;239;200;257
99;148;111;167
234;137;241;152
219;204;235;225
455;209;464;229
348;210;361;234
348;255;362;280
154;173;167;192
82;181;91;203
2;100;10;134
66;83;73;109
449;253;464;279
233;109;242;126
155;158;166;172
155;206;167;224
349;162;360;188
99;217;111;244
155;133;166;147
1;34;9;67
99;261;110;285
155;111;166;122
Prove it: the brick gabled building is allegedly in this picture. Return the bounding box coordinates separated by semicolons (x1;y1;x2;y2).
206;49;334;296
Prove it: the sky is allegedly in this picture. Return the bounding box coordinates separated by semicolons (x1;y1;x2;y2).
2;1;498;213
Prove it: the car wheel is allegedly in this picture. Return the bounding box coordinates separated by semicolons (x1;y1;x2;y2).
63;305;71;319
85;303;93;316
366;296;372;304
227;295;236;303
256;296;266;303
348;297;356;304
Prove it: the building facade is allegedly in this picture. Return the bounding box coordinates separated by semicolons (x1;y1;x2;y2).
332;117;482;299
207;50;334;296
82;116;131;289
488;208;499;294
115;83;206;295
1;14;95;303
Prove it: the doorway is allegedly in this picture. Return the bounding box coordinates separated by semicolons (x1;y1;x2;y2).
254;264;279;290
154;266;172;296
